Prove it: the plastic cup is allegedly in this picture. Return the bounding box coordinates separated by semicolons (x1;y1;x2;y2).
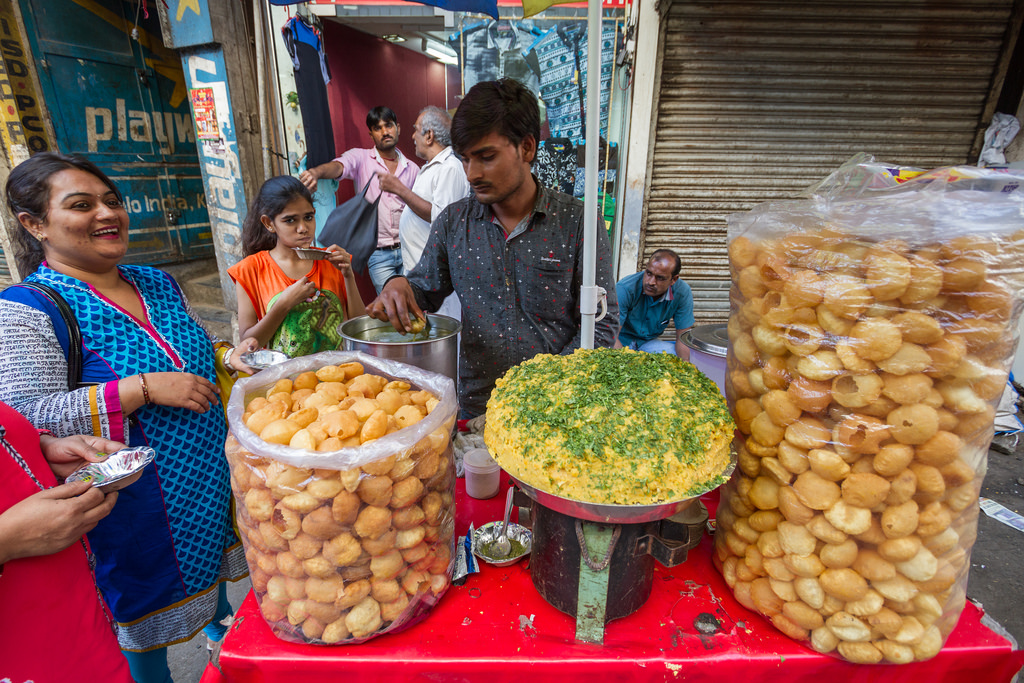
463;447;501;499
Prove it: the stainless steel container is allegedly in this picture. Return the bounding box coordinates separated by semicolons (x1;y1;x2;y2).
680;324;728;398
339;314;461;383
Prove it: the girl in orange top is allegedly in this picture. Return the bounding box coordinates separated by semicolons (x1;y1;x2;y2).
229;176;365;357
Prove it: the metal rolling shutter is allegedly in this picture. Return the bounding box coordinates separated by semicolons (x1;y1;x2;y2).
641;0;1017;326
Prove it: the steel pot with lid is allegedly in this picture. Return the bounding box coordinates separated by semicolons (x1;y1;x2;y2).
680;324;727;397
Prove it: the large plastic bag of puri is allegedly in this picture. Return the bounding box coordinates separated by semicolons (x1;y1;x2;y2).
225;350;458;644
713;155;1024;664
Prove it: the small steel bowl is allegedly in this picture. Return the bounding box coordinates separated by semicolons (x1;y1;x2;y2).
293;247;330;260
65;446;155;493
473;522;532;567
241;349;290;370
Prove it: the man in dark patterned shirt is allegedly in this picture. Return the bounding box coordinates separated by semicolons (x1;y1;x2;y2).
368;78;619;417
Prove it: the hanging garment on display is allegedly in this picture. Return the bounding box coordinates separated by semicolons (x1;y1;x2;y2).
449;21;499;93
528;23;618;143
573;168;616;199
448;21;542;95
283;16;336;168
534;137;576;195
494;21;542;95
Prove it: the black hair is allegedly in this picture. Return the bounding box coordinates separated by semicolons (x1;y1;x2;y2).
451;78;540;156
241;176;314;256
651;249;682;277
5;152;123;278
366;106;398;129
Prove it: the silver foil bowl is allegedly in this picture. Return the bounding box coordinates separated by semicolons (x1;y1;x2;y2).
293;247;330;260
241;349;290;370
66;446;155;493
473;522;532;567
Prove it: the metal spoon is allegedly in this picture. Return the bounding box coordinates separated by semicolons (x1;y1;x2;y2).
491;487;515;558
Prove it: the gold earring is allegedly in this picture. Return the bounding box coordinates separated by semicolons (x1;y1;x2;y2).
35;233;46;242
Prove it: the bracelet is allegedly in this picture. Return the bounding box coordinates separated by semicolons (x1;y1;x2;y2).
139;373;151;405
223;348;237;374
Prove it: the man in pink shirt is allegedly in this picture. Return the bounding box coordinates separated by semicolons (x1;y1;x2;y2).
300;106;420;291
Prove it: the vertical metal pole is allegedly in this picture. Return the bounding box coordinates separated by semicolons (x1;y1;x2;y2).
254;0;271;180
580;0;602;349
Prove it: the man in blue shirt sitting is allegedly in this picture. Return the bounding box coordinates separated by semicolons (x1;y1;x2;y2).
614;249;694;359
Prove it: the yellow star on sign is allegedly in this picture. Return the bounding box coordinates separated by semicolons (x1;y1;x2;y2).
177;0;201;21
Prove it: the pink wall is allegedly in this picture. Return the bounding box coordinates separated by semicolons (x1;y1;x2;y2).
323;21;456;205
320;21;456;302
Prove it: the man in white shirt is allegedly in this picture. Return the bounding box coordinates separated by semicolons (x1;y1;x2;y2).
383;106;470;321
381;106;470;272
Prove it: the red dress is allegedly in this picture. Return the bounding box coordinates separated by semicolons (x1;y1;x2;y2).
0;402;133;682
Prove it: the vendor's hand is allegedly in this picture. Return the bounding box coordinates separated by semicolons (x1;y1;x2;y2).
228;337;260;375
0;481;117;563
325;245;354;277
40;434;127;480
279;277;319;310
145;372;221;413
298;169;319;192
377;172;406;197
368;277;425;334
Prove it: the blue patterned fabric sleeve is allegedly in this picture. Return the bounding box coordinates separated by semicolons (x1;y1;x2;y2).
0;298;123;441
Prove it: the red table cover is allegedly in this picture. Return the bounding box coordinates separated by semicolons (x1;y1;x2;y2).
205;481;1024;683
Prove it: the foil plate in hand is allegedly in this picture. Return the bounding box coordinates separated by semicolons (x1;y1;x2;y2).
293;247;330;260
66;446;155;492
241;349;290;370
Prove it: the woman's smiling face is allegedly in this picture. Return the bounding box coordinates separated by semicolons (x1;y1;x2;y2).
27;168;129;274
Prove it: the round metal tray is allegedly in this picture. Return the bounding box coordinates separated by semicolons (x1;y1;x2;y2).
509;458;735;525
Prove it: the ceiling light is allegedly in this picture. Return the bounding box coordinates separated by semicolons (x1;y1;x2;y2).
382;34;405;43
425;45;458;66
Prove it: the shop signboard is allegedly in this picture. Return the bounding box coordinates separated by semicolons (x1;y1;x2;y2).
156;0;250;294
16;0;213;265
183;48;246;276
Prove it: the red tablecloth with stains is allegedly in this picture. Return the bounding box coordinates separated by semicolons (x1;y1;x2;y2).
202;480;1024;683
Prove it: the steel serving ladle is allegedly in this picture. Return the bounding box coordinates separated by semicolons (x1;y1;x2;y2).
491;487;515;558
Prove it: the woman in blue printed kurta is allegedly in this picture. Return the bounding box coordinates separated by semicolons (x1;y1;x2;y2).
0;153;259;683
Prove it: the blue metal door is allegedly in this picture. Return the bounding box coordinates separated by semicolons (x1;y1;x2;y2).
19;0;212;265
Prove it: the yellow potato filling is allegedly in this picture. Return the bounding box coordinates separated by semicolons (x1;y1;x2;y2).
485;348;735;505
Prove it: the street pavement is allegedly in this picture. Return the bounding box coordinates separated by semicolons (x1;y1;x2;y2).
966;433;1024;650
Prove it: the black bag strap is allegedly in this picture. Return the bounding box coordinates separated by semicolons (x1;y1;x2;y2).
360;177;383;208
14;281;83;389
